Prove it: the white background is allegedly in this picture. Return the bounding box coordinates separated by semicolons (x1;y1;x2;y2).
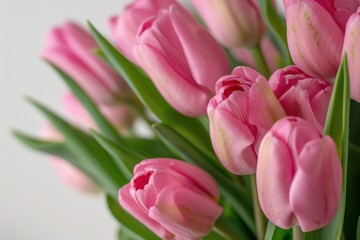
0;0;132;239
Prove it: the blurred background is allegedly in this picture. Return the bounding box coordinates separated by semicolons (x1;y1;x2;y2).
0;0;132;239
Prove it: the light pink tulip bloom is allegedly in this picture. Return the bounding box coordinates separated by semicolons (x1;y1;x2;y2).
42;124;100;193
191;0;264;47
207;67;285;175
108;0;181;63
232;37;281;72
284;0;352;80
269;66;333;132
119;158;222;239
257;117;342;231
42;21;129;104
134;6;229;117
343;7;360;102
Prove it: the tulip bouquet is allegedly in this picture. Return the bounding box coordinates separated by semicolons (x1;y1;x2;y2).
14;0;360;239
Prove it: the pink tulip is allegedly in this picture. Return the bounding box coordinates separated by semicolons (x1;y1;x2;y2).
42;124;100;193
207;67;285;175
269;66;333;132
284;0;349;80
134;6;229;117
343;7;360;102
191;0;264;47
119;158;222;239
108;0;181;63
257;117;342;231
232;37;281;72
41;21;129;104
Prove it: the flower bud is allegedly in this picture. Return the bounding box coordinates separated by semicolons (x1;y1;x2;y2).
207;67;285;175
135;6;229;117
343;7;360;102
284;0;345;80
108;0;180;62
257;117;342;231
41;21;129;104
191;0;265;47
269;66;332;132
119;158;222;239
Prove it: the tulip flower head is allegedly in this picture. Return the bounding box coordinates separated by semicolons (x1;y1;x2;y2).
41;21;129;104
269;65;333;132
134;5;229;117
119;158;223;239
257;117;342;231
191;0;265;47
208;66;285;175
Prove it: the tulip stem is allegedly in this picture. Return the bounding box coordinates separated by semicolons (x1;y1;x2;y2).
293;226;304;240
249;43;271;78
250;174;267;240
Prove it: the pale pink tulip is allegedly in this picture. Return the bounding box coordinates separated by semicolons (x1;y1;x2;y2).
284;0;347;80
269;66;333;132
191;0;264;47
343;7;360;102
134;6;229;117
207;67;285;175
42;21;129;104
119;158;222;239
232;37;281;72
42;124;100;193
257;117;342;231
108;0;181;62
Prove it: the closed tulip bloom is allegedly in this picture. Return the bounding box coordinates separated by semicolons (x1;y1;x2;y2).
42;21;129;104
269;66;332;132
191;0;264;47
343;8;360;102
119;158;222;239
134;6;229;117
257;117;342;231
42;124;100;193
284;0;346;80
108;0;180;62
207;67;285;175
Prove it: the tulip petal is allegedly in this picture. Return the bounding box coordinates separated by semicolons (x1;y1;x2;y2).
119;184;173;239
170;6;229;93
149;186;222;239
257;134;295;229
290;137;342;232
286;0;343;79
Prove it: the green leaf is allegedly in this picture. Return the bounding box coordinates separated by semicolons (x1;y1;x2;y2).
264;222;291;240
27;98;126;197
122;137;175;158
12;131;76;160
152;123;256;237
107;195;160;240
258;0;292;66
49;63;123;144
87;22;216;163
91;130;143;180
305;56;350;239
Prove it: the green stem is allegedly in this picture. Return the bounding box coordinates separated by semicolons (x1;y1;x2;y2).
249;43;271;78
293;226;304;240
251;174;267;239
214;214;253;240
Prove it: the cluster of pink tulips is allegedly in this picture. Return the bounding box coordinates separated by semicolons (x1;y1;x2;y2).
16;0;360;239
